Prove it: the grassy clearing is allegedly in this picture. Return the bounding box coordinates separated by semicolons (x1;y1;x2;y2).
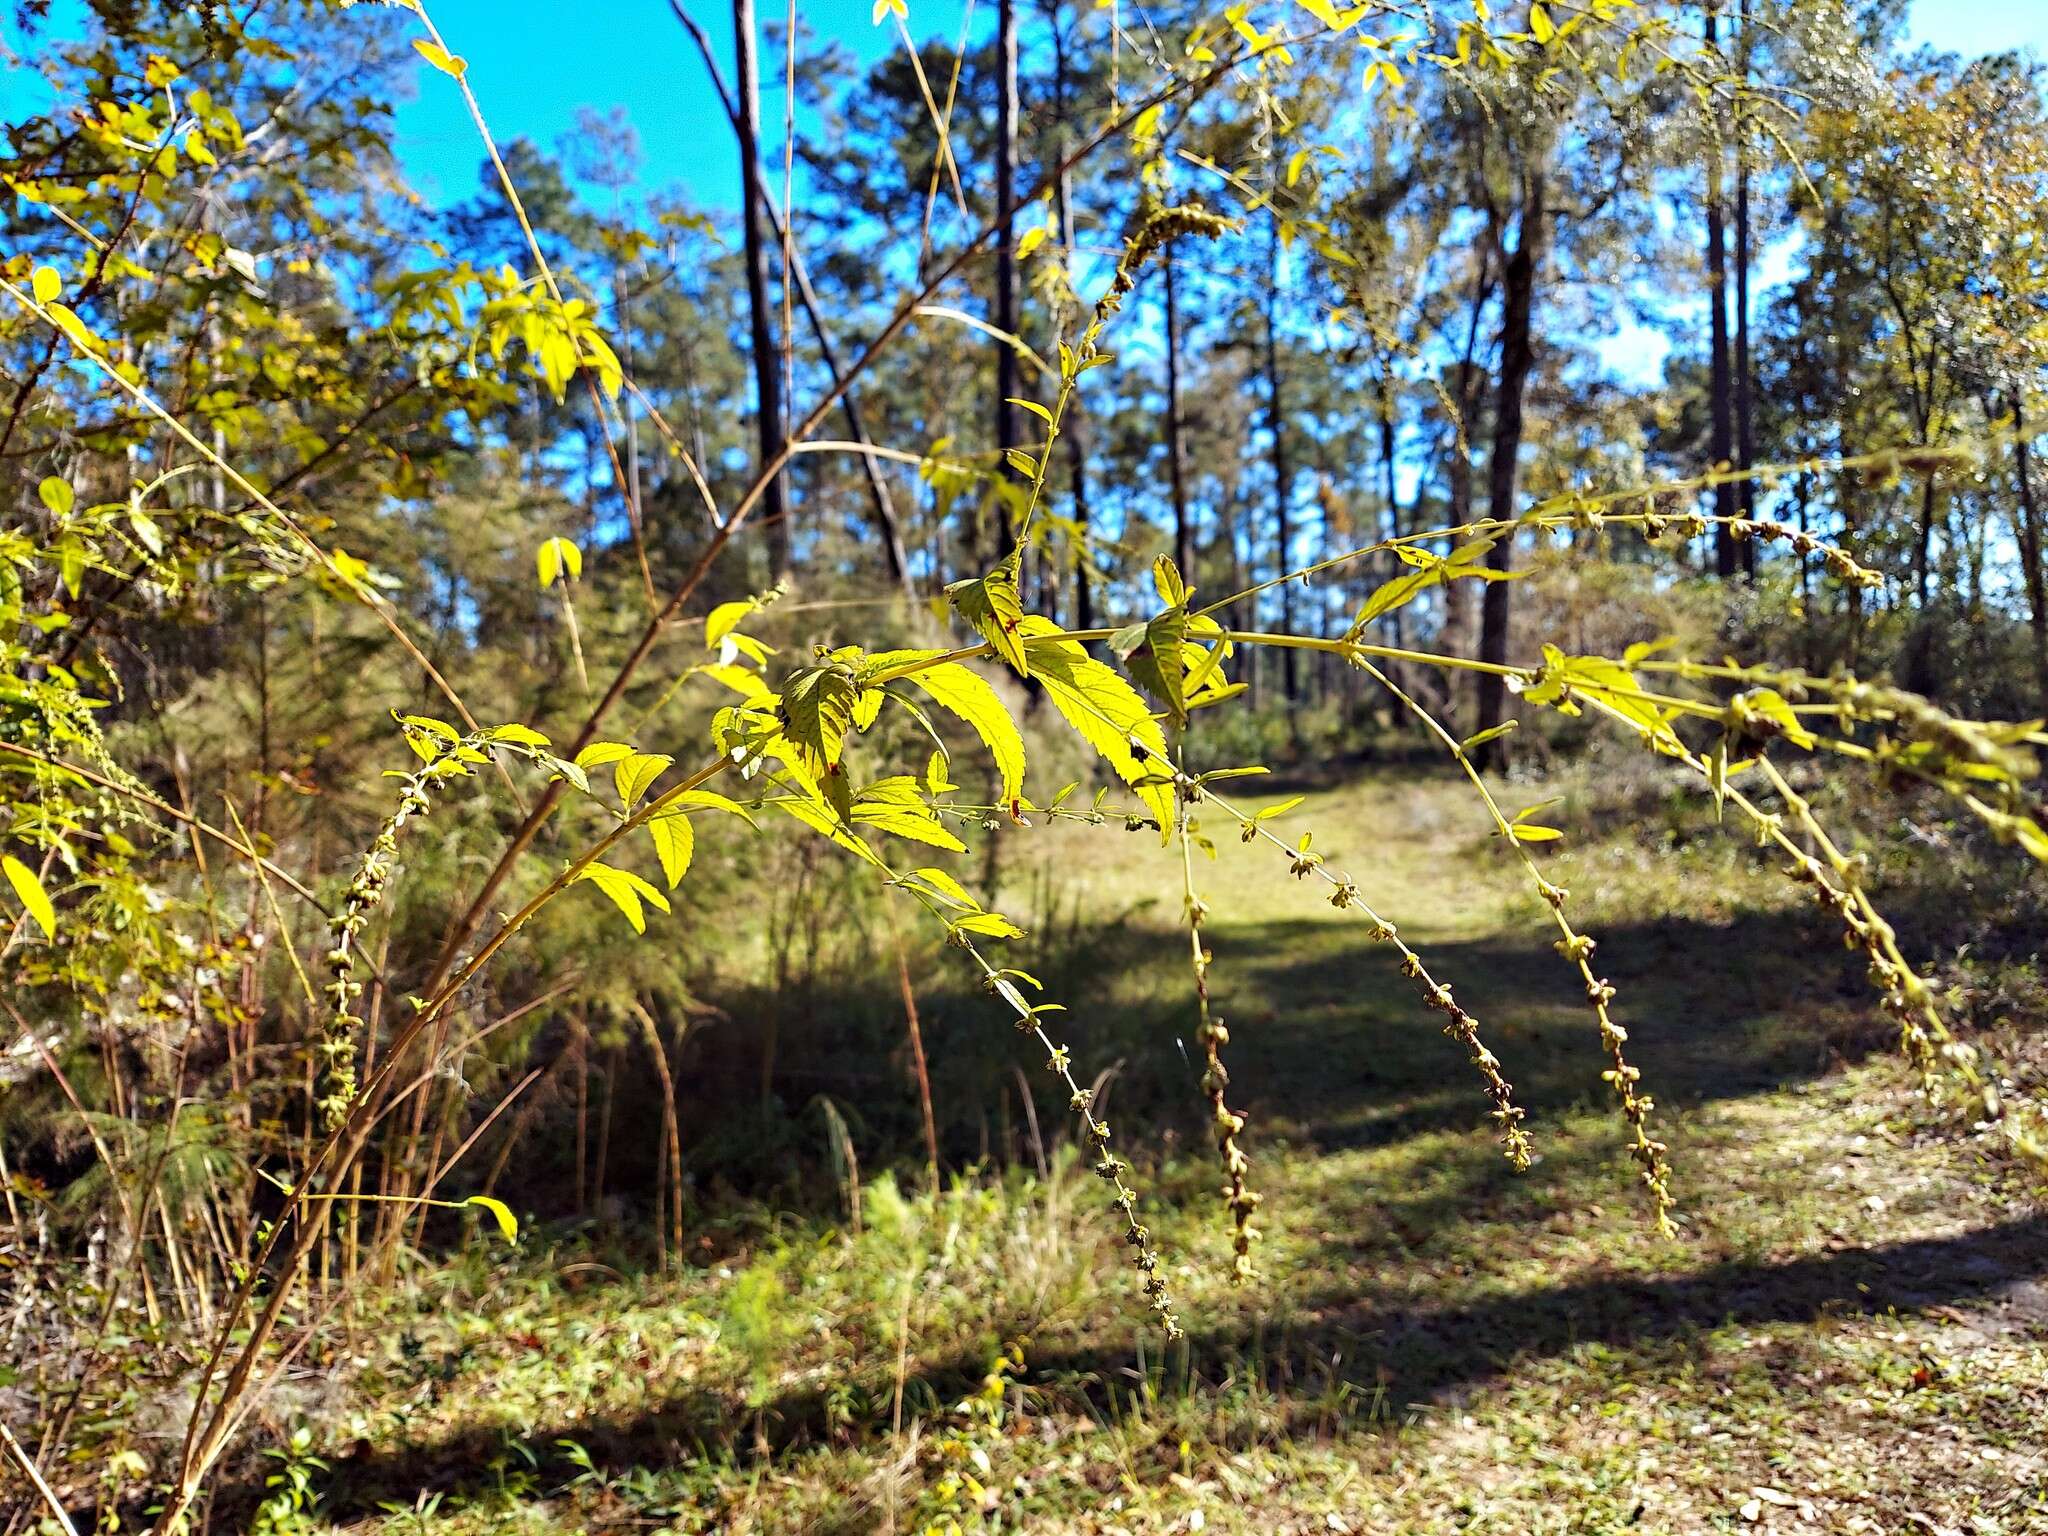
237;765;2046;1535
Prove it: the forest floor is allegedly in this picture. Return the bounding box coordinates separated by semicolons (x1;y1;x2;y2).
251;765;2048;1535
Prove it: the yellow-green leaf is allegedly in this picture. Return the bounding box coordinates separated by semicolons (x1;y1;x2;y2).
945;549;1029;677
614;751;673;811
574;860;670;934
705;598;756;649
849;776;967;852
44;301;96;350
465;1195;519;1242
413;38;468;77
3;855;55;941
890;658;1027;806
1016;616;1173;839
537;534;581;588
647;810;695;888
671;787;759;825
30;265;60;305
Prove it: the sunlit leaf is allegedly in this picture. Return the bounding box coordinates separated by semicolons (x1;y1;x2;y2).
946;549;1029;677
465;1195;518;1242
3;855;55;941
574;860;670;934
647;810;695;888
614;752;673;811
412;38;468;77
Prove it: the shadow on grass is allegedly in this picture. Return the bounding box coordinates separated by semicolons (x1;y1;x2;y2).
1039;902;1897;1157
287;1208;2048;1524
255;836;2034;1525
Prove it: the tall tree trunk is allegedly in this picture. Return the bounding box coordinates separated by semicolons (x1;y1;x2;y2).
1472;171;1546;769
1265;220;1298;702
1705;0;1740;579
1379;369;1405;653
990;0;1021;569
1164;247;1193;583
2013;395;2048;707
1914;472;1938;609
1732;0;1757;577
734;0;789;579
1442;246;1493;661
1053;6;1092;631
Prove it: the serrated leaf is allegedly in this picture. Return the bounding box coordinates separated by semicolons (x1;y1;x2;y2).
1152;555;1189;606
945;549;1029;677
1017;616;1174;840
774;792;887;868
647;810;695;888
888;658;1027;805
901;866;978;909
614;752;673;811
1112;606;1191;725
778;663;862;778
849;776;967;852
1351;538;1521;636
954;910;1025;940
3;855;55;940
575;860;670;934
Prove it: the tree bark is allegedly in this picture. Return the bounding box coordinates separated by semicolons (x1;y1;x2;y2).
1265;219;1298;702
1706;0;1740;579
734;0;790;579
1164;247;1193;584
1053;6;1092;631
669;1;913;598
1442;245;1494;659
2013;395;2048;707
1732;0;1757;576
990;0;1021;568
1471;170;1546;769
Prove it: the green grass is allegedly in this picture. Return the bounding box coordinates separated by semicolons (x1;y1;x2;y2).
233;767;2047;1535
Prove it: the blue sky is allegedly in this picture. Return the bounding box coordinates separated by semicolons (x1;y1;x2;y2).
5;0;2042;216
385;0;946;210
385;0;2047;214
